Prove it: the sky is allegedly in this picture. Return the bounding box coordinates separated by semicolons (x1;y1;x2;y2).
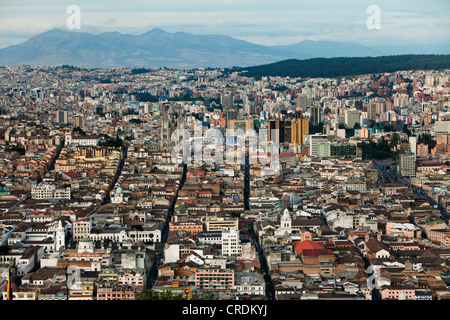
0;0;449;49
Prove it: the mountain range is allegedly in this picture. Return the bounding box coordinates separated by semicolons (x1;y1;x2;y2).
0;28;448;69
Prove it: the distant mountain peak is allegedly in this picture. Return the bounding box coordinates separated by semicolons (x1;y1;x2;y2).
0;28;447;69
143;28;168;35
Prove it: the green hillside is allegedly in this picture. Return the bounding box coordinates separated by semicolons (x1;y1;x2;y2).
236;54;450;78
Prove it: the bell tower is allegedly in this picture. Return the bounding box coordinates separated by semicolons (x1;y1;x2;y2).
55;220;65;251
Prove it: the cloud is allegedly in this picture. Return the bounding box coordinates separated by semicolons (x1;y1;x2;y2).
104;19;117;26
0;0;448;49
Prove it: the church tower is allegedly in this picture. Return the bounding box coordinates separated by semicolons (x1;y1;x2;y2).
160;109;185;151
160;112;171;150
276;208;292;236
55;220;65;251
280;208;292;230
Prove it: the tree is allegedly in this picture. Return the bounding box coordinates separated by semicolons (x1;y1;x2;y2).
390;133;399;148
403;126;412;137
131;225;144;231
358;137;394;160
383;122;394;132
367;120;376;128
72;127;86;135
0;245;11;255
418;133;437;150
137;289;186;300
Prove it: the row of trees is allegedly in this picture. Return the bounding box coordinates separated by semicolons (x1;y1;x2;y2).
137;289;214;300
358;137;394;160
239;55;450;79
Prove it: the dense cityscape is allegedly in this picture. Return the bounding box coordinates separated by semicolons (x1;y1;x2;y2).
0;63;449;303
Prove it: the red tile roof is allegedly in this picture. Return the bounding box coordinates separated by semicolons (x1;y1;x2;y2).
293;240;323;255
302;249;334;257
63;171;82;179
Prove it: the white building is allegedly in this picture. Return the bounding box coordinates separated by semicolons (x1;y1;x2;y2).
221;227;242;256
87;226;161;244
435;121;450;134
345;109;360;128
308;134;329;157
234;272;266;297
31;184;71;200
70;135;101;146
400;152;416;177
72;218;92;241
275;208;292;237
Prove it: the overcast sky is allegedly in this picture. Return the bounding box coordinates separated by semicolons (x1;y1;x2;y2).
0;0;448;49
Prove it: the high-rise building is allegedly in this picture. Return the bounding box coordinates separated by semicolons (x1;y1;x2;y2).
367;103;377;121
318;143;358;158
221;227;242;256
56;110;68;124
297;95;308;112
345;109;360;128
309;134;329;157
221;94;234;109
400;152;416;177
310;105;322;125
409;136;417;156
225;108;238;121
267;119;285;143
284;121;292;144
75;115;85;128
291;118;309;145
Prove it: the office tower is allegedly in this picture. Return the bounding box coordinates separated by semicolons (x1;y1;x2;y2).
297;95;307;112
75;115;85;128
225;108;238;121
310;105;322;125
268;119;285;143
376;102;386;113
318;143;358;158
409;136;417;156
400;152;416;177
56;110;68;124
309;134;329;157
291;118;309;145
221;94;234;109
367;103;377;121
284;121;292;144
345;109;360;128
243;95;252;115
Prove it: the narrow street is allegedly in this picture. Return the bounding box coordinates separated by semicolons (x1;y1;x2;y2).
146;162;187;288
243;151;275;300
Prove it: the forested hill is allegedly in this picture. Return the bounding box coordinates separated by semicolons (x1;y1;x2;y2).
236;55;450;78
